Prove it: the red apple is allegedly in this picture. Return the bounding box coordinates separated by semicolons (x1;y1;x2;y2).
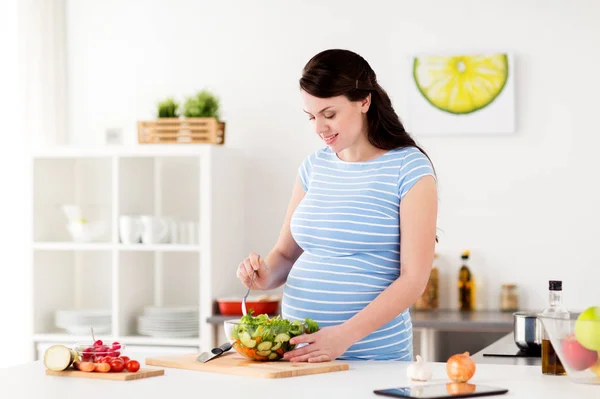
562;335;598;371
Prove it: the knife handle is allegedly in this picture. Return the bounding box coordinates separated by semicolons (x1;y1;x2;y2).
220;341;233;352
212;341;232;354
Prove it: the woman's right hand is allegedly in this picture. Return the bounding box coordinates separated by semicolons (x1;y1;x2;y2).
236;252;270;290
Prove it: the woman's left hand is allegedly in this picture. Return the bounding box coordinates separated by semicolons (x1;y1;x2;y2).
283;325;353;363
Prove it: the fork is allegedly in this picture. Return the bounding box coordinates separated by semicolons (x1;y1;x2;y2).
241;270;256;316
241;256;259;316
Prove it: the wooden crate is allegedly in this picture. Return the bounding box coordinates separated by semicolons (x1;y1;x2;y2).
137;118;225;144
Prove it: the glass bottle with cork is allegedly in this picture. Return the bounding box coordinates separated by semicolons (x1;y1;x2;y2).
458;250;475;311
541;280;569;375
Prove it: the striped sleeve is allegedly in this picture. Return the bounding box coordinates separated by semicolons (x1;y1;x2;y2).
298;152;315;192
398;148;436;199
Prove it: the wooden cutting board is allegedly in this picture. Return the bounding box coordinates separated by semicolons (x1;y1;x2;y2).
45;368;165;381
145;352;349;379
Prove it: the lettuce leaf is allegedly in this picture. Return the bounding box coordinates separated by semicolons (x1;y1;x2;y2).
234;313;320;340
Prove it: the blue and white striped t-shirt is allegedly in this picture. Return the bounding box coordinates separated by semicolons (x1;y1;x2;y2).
282;145;436;361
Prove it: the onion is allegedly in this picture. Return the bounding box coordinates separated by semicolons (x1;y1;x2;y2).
446;352;476;382
43;345;75;371
446;382;476;395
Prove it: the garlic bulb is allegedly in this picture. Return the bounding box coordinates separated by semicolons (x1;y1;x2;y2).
407;355;432;382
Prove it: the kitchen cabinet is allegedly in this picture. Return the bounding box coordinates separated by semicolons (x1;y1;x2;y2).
29;146;245;360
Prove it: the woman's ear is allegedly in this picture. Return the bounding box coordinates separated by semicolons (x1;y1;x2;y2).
360;94;371;113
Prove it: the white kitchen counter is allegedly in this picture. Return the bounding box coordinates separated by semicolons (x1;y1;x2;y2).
1;358;597;398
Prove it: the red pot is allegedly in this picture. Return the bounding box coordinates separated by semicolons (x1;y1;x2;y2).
217;297;280;316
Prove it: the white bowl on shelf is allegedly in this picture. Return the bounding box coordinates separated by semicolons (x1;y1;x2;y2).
54;309;112;335
67;221;106;242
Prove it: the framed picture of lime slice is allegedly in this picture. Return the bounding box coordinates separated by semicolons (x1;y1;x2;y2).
407;51;515;136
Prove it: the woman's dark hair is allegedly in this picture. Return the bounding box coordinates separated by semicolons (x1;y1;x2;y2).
300;49;439;243
299;49;433;164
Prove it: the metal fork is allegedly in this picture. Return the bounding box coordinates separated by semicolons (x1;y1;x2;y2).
241;270;256;316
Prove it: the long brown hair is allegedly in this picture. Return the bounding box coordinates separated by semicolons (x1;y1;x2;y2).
300;49;439;242
299;49;433;164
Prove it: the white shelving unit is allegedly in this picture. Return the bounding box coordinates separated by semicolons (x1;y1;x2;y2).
29;145;246;360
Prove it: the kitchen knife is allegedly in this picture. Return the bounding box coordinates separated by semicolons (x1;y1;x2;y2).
196;341;233;363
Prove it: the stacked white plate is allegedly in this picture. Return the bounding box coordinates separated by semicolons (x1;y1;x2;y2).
55;309;112;335
137;306;199;338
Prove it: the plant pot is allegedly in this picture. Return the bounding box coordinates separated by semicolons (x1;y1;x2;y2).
137;118;225;145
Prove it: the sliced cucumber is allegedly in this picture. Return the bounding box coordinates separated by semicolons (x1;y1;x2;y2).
268;352;279;360
271;342;281;351
275;333;290;343
256;350;271;357
239;331;257;348
251;326;263;338
257;341;272;351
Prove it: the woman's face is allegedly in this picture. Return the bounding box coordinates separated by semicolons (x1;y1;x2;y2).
301;90;370;152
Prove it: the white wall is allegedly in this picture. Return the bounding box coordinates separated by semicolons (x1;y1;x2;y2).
0;0;32;367
63;0;600;313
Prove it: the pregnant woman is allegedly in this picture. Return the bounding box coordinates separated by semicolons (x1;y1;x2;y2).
237;49;438;363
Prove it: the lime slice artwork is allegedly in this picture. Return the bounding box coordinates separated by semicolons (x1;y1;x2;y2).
413;53;509;115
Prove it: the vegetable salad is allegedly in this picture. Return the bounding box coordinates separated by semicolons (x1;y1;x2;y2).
230;313;319;361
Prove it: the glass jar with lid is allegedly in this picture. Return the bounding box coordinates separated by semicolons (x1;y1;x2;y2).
414;254;439;310
500;284;519;312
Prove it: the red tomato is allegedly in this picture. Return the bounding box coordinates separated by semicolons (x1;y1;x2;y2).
120;356;130;363
110;358;126;372
126;360;140;372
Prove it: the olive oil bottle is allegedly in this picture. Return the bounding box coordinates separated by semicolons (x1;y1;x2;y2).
458;250;475;311
541;280;568;375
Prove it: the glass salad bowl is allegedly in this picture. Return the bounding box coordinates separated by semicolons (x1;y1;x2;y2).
538;311;600;385
73;340;126;363
224;314;319;361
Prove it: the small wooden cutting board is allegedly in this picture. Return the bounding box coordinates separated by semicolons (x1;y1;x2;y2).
45;368;165;381
145;352;349;379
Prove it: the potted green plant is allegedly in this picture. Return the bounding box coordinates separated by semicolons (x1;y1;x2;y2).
156;97;180;118
139;90;225;145
183;90;221;120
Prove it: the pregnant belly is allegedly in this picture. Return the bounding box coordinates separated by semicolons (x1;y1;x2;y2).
281;257;394;326
282;273;414;361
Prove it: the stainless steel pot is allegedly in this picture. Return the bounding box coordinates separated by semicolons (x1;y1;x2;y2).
513;311;543;353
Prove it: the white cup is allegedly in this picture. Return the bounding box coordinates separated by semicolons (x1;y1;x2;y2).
119;216;143;244
140;216;169;245
163;217;178;244
177;221;198;245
